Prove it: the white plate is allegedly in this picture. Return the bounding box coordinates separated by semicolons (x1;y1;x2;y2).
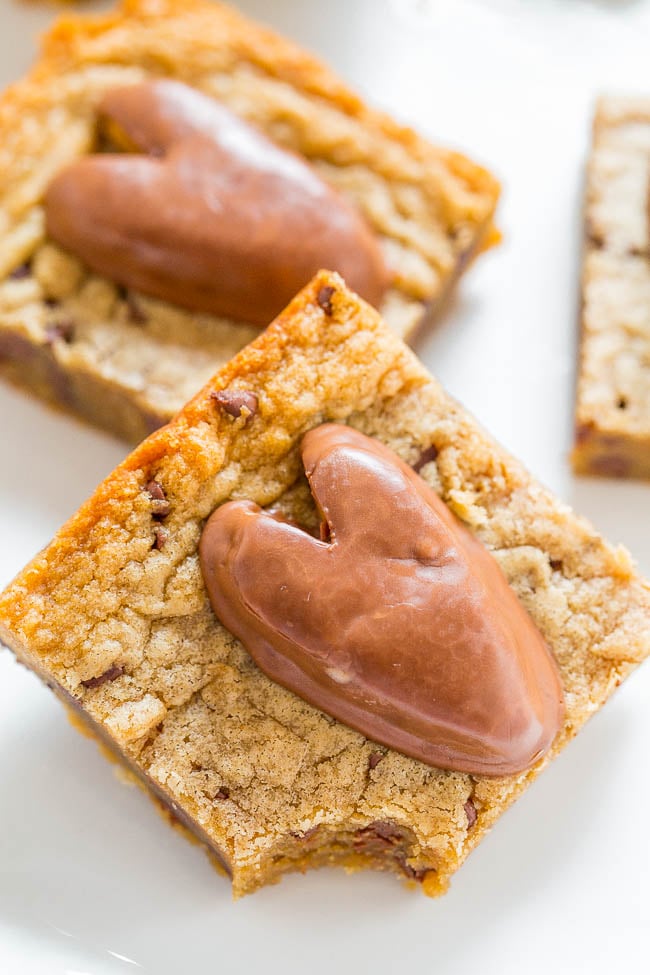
1;1;650;972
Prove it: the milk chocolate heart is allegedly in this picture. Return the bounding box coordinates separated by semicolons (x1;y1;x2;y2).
44;80;389;325
199;424;564;776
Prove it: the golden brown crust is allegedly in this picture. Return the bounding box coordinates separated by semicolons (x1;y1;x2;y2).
1;270;649;897
0;0;499;440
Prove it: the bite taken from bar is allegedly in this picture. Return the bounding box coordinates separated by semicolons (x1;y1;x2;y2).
1;272;648;898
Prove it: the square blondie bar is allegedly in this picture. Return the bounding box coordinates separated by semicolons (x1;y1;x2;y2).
0;0;499;443
1;271;649;897
573;96;650;479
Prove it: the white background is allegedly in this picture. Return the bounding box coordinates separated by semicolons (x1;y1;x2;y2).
1;0;650;972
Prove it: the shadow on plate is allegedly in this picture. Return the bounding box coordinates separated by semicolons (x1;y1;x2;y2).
0;653;635;973
568;475;650;576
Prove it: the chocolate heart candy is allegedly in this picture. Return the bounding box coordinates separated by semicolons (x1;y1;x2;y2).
199;424;564;776
44;80;389;325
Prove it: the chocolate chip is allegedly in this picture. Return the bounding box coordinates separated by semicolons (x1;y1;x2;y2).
355;821;403;847
316;284;336;316
549;559;563;572
214;786;230;800
44;297;59;309
394;853;428;881
211;389;258;423
145;480;171;519
617;396;628;410
81;665;124;689
151;499;171;519
153;526;169;550
9;263;30;280
146;480;166;501
44;320;75;345
368;751;383;770
464;798;477;829
589;454;631;478
413;444;439;473
126;293;148;324
370;821;403;843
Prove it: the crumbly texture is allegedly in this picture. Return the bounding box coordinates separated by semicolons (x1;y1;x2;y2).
2;270;649;898
573;96;650;478
0;0;499;443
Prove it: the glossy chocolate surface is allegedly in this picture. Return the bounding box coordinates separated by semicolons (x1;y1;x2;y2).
45;81;388;324
199;425;564;776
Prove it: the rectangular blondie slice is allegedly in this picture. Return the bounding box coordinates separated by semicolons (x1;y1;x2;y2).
0;0;499;443
573;96;650;478
2;271;649;898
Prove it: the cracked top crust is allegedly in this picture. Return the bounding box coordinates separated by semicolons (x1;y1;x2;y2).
2;270;650;896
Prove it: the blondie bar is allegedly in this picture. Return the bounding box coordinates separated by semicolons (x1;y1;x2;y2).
0;0;499;443
1;271;648;897
573;96;650;478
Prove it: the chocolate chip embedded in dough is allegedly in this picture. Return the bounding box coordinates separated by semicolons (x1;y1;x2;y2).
355;821;403;847
81;665;124;689
211;389;258;423
464;798;478;829
316;284;336;316
394;853;428;881
412;443;439;473
589;453;631;478
145;480;171;519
